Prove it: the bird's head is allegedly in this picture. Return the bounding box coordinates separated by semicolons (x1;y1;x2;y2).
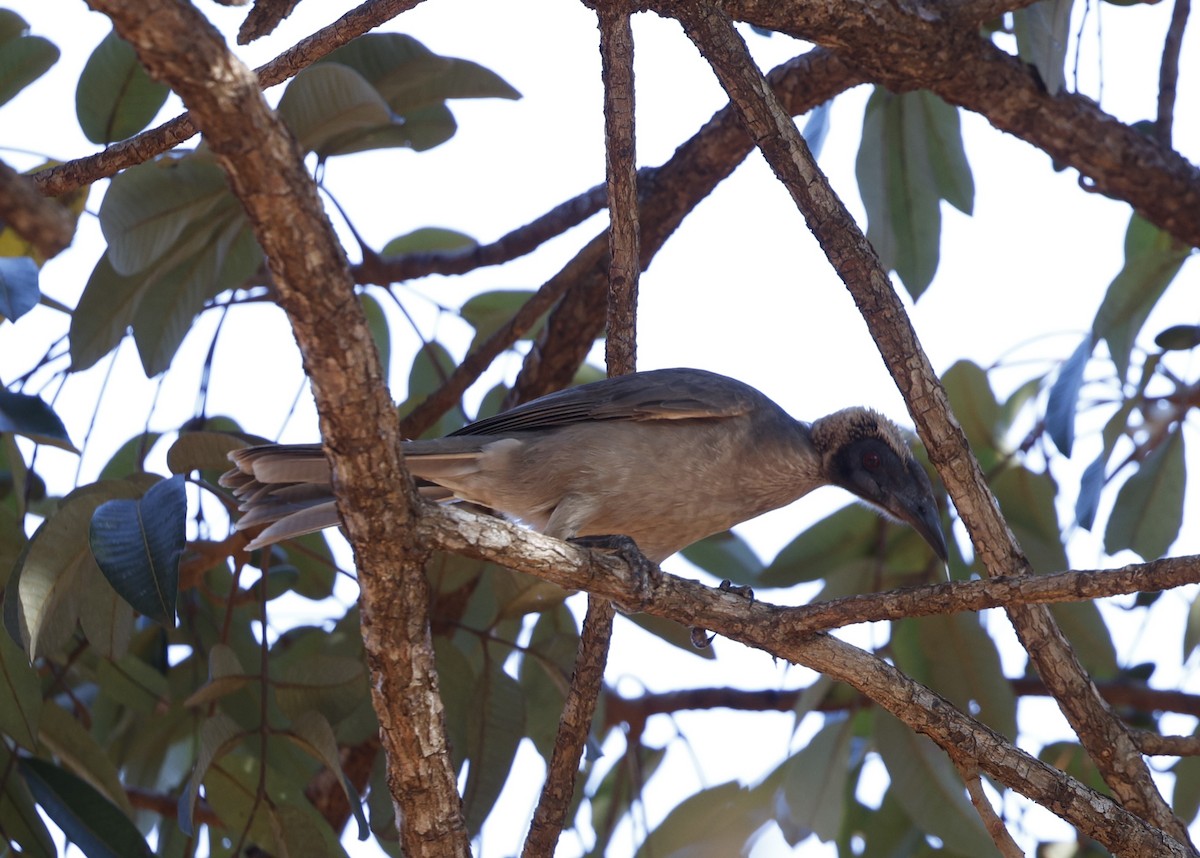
811;407;948;561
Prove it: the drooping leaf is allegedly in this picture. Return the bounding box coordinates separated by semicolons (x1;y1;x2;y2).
98;155;232;276
99;432;162;480
69;253;147;372
1045;335;1094;456
0;256;39;321
0;628;41;748
462;661;525;835
802;100;832;158
89;474;186;626
1185;594;1200;664
0;744;55;858
381;226;477;256
1092;214;1190;379
761;504;881;587
1013;0;1074;94
398;340;462;437
1155;324;1200;352
277;63;393;157
75;30;169;144
0;388;75;452
857;88;973;299
78;555;133;659
177;712;244;836
874;712;994;855
165;431;247;475
775;715;855;843
940;360;1002;469
360;292;391;383
993;466;1067;573
634;779;773;858
37;703;135;816
460;289;547;352
183;643;253;708
517;605;579;761
1105;428;1186;559
274;655;368;726
95;651;168;715
285;710;369;840
0;11;59;108
19;757;152;858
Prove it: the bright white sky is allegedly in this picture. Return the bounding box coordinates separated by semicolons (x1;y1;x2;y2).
3;0;1199;855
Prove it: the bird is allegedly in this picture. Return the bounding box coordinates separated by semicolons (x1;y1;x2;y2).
219;367;948;563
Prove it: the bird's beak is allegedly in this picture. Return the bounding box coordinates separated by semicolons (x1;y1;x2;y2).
888;475;948;562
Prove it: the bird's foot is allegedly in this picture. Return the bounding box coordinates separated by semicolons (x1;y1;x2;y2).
690;579;755;649
569;534;660;611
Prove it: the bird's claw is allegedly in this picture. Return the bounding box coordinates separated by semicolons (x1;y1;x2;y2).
690;579;755;648
569;534;661;612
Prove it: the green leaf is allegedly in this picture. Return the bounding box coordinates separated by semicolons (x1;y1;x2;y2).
681;530;764;585
1155;324;1200;352
941;360;1002;468
183;643;252;708
0;256;39;321
8;481;141;658
98;155;232;275
1105;428;1186;559
1013;0;1074;95
1173;750;1200;823
89;474;185;626
95;653;168;714
99;432;162;480
1092;214;1191;379
1049;601;1118;679
463;662;525;835
1186;594;1200;662
874;712;994;856
1045;335;1094;456
634;780;773;858
285;711;369;840
277;63;393;157
75;30;169;144
775;715;855;842
78;553;134;659
856;88;972;299
37;703;135;817
517;605;579;760
381;227;477;256
460;289;547;352
0;388;76;452
165;430;248;474
0;628;41;748
0;11;58;108
992;465;1067;573
0;744;55;858
177;712;245;836
20;759;151;858
760;504;880;587
321;33;520;115
360;292;391;384
398;340;461;437
274;655;368;726
69;253;147;372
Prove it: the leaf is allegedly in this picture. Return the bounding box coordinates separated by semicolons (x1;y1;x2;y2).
0;388;77;452
856;88;972;299
460;289;547;352
1186;594;1200;662
20;760;152;858
760;504;881;587
95;654;168;714
360;292;390;384
277;63;393;157
941;360;1002;468
873;712;994;856
992;466;1067;573
1092;214;1190;379
1075;450;1108;531
165;431;248;474
681;530;764;585
517;605;579;760
69;253;147;372
397;340;461;437
89;474;186;626
1013;0;1074;95
801;100;832;158
273;655;368;726
8;482;141;658
0;256;39;321
177;712;245;836
78;554;133;659
98;155;232;276
75;30;169;144
381;226;477;256
1155;324;1200;351
0;11;59;108
37;703;135;816
1045;335;1094;456
462;661;525;835
1104;428;1185;559
1050;601;1118;679
285;711;369;840
775;715;855;842
634;780;773;858
184;643;253;708
0;744;55;858
0;628;41;749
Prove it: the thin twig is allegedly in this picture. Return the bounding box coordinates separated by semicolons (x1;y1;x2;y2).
1156;0;1191;146
954;759;1024;858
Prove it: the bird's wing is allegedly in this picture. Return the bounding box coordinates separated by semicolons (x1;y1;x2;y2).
450;367;760;436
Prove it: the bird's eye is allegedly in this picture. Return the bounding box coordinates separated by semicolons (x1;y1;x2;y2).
862;451;882;471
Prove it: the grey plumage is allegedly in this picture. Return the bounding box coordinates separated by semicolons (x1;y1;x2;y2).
220;368;948;562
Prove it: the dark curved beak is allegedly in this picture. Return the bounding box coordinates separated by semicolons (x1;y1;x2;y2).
888;469;949;562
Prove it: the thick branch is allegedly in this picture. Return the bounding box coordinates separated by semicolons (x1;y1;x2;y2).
652;3;1190;843
85;1;465;854
416;502;1190;857
0;159;75;259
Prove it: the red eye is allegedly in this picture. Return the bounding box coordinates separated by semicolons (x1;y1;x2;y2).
862;451;882;470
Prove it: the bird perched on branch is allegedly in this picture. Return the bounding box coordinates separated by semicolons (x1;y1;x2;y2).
220;368;948;563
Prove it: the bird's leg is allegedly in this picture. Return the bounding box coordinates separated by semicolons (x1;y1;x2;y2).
568;534;661;611
690;579;755;649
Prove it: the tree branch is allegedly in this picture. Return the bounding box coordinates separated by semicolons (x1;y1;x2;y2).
0;158;75;259
85;1;465;854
